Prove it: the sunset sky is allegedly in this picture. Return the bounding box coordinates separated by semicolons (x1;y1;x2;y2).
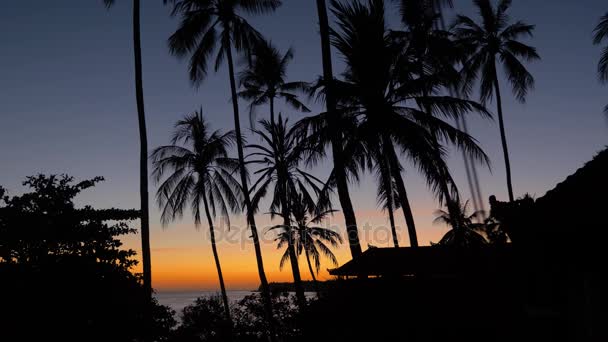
1;0;607;291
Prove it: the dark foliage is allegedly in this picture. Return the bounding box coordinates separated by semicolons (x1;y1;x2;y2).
299;277;519;342
171;292;301;342
0;175;176;341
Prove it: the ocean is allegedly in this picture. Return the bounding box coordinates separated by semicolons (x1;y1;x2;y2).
156;290;317;315
156;290;256;314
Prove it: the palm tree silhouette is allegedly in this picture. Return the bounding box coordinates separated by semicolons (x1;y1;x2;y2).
151;110;242;327
315;0;363;259
374;159;401;247
433;200;487;246
328;0;489;247
395;0;470;236
453;0;540;202
248;116;325;308
270;195;342;287
593;12;608;115
238;39;310;126
167;0;281;328
102;0;152;298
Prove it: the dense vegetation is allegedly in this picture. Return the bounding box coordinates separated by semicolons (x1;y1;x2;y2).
0;175;175;341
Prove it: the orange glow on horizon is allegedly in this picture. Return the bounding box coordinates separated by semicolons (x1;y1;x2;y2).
124;208;451;291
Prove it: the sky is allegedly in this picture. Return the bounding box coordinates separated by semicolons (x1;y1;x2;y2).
0;0;607;291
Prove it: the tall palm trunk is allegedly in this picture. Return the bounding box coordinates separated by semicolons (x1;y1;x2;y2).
316;0;362;258
305;248;321;294
458;117;481;213
269;96;276;126
435;157;463;242
421;85;462;241
271;100;304;308
224;43;276;338
280;181;306;308
305;249;318;283
132;0;152;298
492;63;515;202
463;116;486;215
202;193;233;326
379;148;399;247
386;194;399;247
429;140;462;242
384;138;419;247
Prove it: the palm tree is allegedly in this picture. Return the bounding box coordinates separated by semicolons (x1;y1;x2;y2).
270;196;342;286
238;39;310;126
395;0;456;29
315;0;363;258
433;200;487;246
453;0;540;202
248;116;325;308
394;0;468;235
102;0;152;298
593;12;608;114
167;0;281;328
374;160;401;247
328;0;490;247
482;216;509;245
151;110;242;327
429;0;488;218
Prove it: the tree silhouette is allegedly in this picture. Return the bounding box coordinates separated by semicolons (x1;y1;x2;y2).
248;116;325;308
328;0;489;247
373;159;401;247
315;0;363;259
167;0;281;331
482;215;509;245
453;0;540;202
238;39;310;126
0;175;176;341
0;175;139;264
593;12;608;115
102;0;152;299
269;195;342;286
151;110;243;328
433;200;487;246
395;0;471;236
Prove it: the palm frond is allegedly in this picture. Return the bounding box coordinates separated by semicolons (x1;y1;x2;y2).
500;50;535;102
152;110;242;231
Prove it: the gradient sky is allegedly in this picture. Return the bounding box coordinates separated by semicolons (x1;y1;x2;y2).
1;0;606;291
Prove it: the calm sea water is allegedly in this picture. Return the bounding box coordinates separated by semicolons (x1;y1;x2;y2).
156;290;255;314
156;291;316;315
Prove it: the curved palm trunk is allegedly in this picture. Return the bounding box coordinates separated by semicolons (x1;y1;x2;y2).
305;248;321;295
463;114;486;215
132;0;152;299
333;140;362;256
421;86;462;242
280;188;306;308
316;0;362;258
378;146;399;247
429;143;463;243
305;249;318;283
435;159;463;243
386;198;398;248
224;43;276;339
385;139;419;247
202;193;233;327
269;96;276;126
492;66;515;202
456;117;481;213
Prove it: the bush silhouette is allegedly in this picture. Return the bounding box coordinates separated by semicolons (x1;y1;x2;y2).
0;175;176;341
